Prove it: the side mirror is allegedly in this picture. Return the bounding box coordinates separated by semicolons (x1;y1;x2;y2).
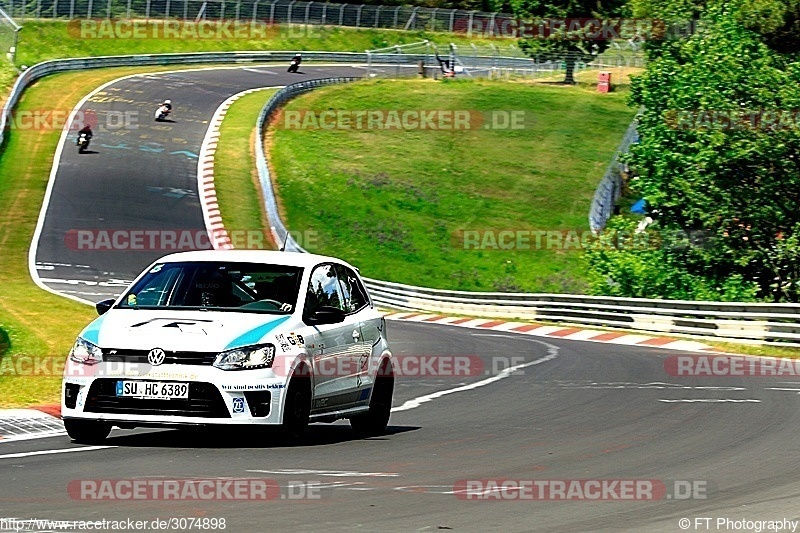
306;306;346;325
95;298;115;316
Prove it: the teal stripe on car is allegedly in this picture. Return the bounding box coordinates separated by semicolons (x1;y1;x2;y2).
225;316;291;349
81;315;107;345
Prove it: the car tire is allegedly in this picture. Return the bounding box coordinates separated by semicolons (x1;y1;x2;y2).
64;419;112;444
350;359;394;437
283;371;311;441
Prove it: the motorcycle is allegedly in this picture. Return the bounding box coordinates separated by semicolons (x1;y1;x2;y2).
154;105;171;121
76;132;91;153
287;58;301;73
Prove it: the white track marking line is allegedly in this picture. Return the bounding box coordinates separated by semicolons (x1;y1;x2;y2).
242;68;278;74
657;399;761;403
0;446;115;459
247;469;399;477
391;341;558;412
0;431;67;443
0;410;57;418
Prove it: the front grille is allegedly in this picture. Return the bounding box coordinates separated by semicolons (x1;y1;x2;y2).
84;379;230;418
103;349;216;366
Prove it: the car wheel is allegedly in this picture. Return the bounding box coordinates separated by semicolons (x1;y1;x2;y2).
283;371;311;441
64;419;112;444
350;359;394;437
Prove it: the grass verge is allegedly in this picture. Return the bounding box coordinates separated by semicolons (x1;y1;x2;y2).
206;86;800;357
214;89;279;247
268;77;636;292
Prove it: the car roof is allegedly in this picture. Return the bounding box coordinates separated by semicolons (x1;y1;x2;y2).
152;249;357;271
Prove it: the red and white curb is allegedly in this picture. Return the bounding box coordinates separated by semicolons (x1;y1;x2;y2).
197;86;284;251
0;406;64;442
383;311;717;353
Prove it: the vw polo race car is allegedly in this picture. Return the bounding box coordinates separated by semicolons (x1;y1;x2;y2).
62;250;394;443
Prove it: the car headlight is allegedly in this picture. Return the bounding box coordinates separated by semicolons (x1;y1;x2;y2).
213;344;276;371
69;338;103;365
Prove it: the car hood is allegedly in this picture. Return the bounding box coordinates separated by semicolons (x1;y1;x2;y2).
80;309;298;352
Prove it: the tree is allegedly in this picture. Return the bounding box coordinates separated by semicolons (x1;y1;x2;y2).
631;0;800;57
595;1;800;301
508;0;629;84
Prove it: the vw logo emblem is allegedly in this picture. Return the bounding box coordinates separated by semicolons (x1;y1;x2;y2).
147;348;166;366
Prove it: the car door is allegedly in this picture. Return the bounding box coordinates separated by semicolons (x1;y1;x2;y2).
304;263;362;412
335;264;379;405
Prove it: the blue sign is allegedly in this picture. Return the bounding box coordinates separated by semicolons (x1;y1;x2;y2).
232;397;246;414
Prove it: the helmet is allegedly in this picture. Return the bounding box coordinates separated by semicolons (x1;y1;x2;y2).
164;99;171;104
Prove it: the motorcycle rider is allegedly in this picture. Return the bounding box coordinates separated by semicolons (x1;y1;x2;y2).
76;123;93;144
288;53;302;72
155;99;172;121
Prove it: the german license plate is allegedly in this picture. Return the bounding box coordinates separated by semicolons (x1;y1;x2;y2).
115;381;189;400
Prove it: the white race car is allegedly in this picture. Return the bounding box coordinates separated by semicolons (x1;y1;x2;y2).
62;250;394;443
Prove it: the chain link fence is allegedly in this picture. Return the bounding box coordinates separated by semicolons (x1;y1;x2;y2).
0;0;644;80
0;0;518;35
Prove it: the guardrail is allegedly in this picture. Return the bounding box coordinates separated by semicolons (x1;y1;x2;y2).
588;111;640;232
363;278;800;347
254;76;363;252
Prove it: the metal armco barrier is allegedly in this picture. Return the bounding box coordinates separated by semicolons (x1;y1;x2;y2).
362;278;800;347
254;76;363;253
589;111;641;232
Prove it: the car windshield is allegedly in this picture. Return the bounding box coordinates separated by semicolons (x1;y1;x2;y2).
117;261;303;314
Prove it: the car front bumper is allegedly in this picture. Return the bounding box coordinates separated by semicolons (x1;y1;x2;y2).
62;363;288;427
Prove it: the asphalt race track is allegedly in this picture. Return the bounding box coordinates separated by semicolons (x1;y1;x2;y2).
13;64;800;532
32;64;372;303
5;322;800;531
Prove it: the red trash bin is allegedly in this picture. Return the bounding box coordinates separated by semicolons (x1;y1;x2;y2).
598;71;611;93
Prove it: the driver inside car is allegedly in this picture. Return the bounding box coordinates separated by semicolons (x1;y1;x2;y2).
255;277;295;312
